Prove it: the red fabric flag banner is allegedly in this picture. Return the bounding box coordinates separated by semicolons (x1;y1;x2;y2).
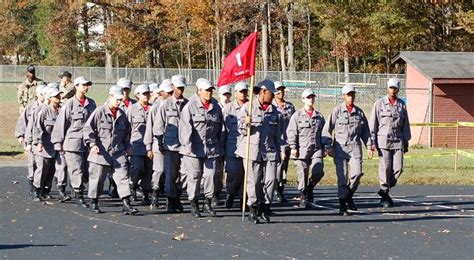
217;32;258;87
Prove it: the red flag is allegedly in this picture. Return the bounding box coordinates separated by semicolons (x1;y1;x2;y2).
217;32;257;87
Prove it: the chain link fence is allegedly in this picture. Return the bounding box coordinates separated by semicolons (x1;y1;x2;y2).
0;65;408;151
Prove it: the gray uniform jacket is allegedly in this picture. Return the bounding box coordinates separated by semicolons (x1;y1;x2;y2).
179;95;223;159
83;104;131;166
154;95;188;152
236;99;286;162
222;100;245;158
15;101;40;140
51;97;96;152
33;105;60;158
369;96;411;150
144;100;162;153
287;109;325;159
273;100;295;151
322;103;371;159
127;102;150;156
25;102;45;146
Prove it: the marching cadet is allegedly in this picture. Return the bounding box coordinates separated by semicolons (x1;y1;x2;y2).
179;78;223;218
286;89;325;208
322;84;373;216
221;81;248;209
117;78;136;113
148;82;161;105
32;85;63;201
272;81;295;202
237;79;286;224
145;79;173;210
128;84;153;205
17;65;44;114
369;78;411;208
212;84;233;206
52;76;96;208
15;83;47;198
153;75;188;213
83;85;138;215
58;71;75;101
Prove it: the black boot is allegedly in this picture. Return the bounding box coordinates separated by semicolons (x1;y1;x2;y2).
225;194;234;209
175;197;184;213
75;190;88;208
142;191;151;206
346;190;358;211
32;187;42;202
211;195;220;207
28;179;35;197
42;188;53;200
150;189;160;210
122;197;139;215
339;198;350;216
274;185;285;203
378;189;393;208
90;198;102;214
130;184;138;202
260;203;271;223
166;197;177;213
58;186;72;203
248;204;260;224
190;199;201;218
203;198;217;216
299;192;307;208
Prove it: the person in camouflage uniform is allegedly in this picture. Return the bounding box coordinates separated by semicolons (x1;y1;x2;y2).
17;65;44;114
58;71;75;101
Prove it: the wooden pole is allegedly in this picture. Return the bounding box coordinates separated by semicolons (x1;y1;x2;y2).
241;75;255;222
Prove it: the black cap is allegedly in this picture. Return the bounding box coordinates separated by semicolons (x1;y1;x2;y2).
27;65;35;74
59;71;72;78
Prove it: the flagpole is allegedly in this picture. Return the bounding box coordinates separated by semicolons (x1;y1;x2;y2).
241;25;258;222
241;74;255;222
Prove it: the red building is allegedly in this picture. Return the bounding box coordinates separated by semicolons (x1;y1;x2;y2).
393;51;474;148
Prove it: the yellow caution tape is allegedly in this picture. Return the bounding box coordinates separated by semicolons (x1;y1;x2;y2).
457;150;474;159
410;123;457;127
458;122;474;127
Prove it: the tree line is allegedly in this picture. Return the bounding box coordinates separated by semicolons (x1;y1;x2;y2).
0;0;472;75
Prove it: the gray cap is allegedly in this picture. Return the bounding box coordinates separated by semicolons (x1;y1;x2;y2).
274;81;285;90
196;78;215;90
159;79;174;93
219;85;232;95
301;88;315;98
134;84;150;96
40;85;51;96
342;84;356;95
36;83;47;96
171;74;186;87
46;86;61;99
117;78;133;89
257;79;276;93
149;83;160;93
74;76;92;86
234;82;249;92
387;78;400;89
108;85;124;99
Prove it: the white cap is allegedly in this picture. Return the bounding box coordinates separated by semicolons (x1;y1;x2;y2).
117;78;133;89
219;85;232;95
46;86;61;99
342;84;356;95
149;83;160;93
47;82;59;90
234;82;249;92
301;88;315;98
171;74;186;87
134;84;150;96
196;78;214;90
36;83;47;96
387;78;400;89
274;81;285;89
159;79;174;93
74;76;92;86
40;85;51;96
108;85;124;99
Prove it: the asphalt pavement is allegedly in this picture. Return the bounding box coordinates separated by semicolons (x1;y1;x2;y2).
1;166;473;259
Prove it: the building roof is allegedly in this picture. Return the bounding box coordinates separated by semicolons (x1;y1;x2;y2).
392;51;474;83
